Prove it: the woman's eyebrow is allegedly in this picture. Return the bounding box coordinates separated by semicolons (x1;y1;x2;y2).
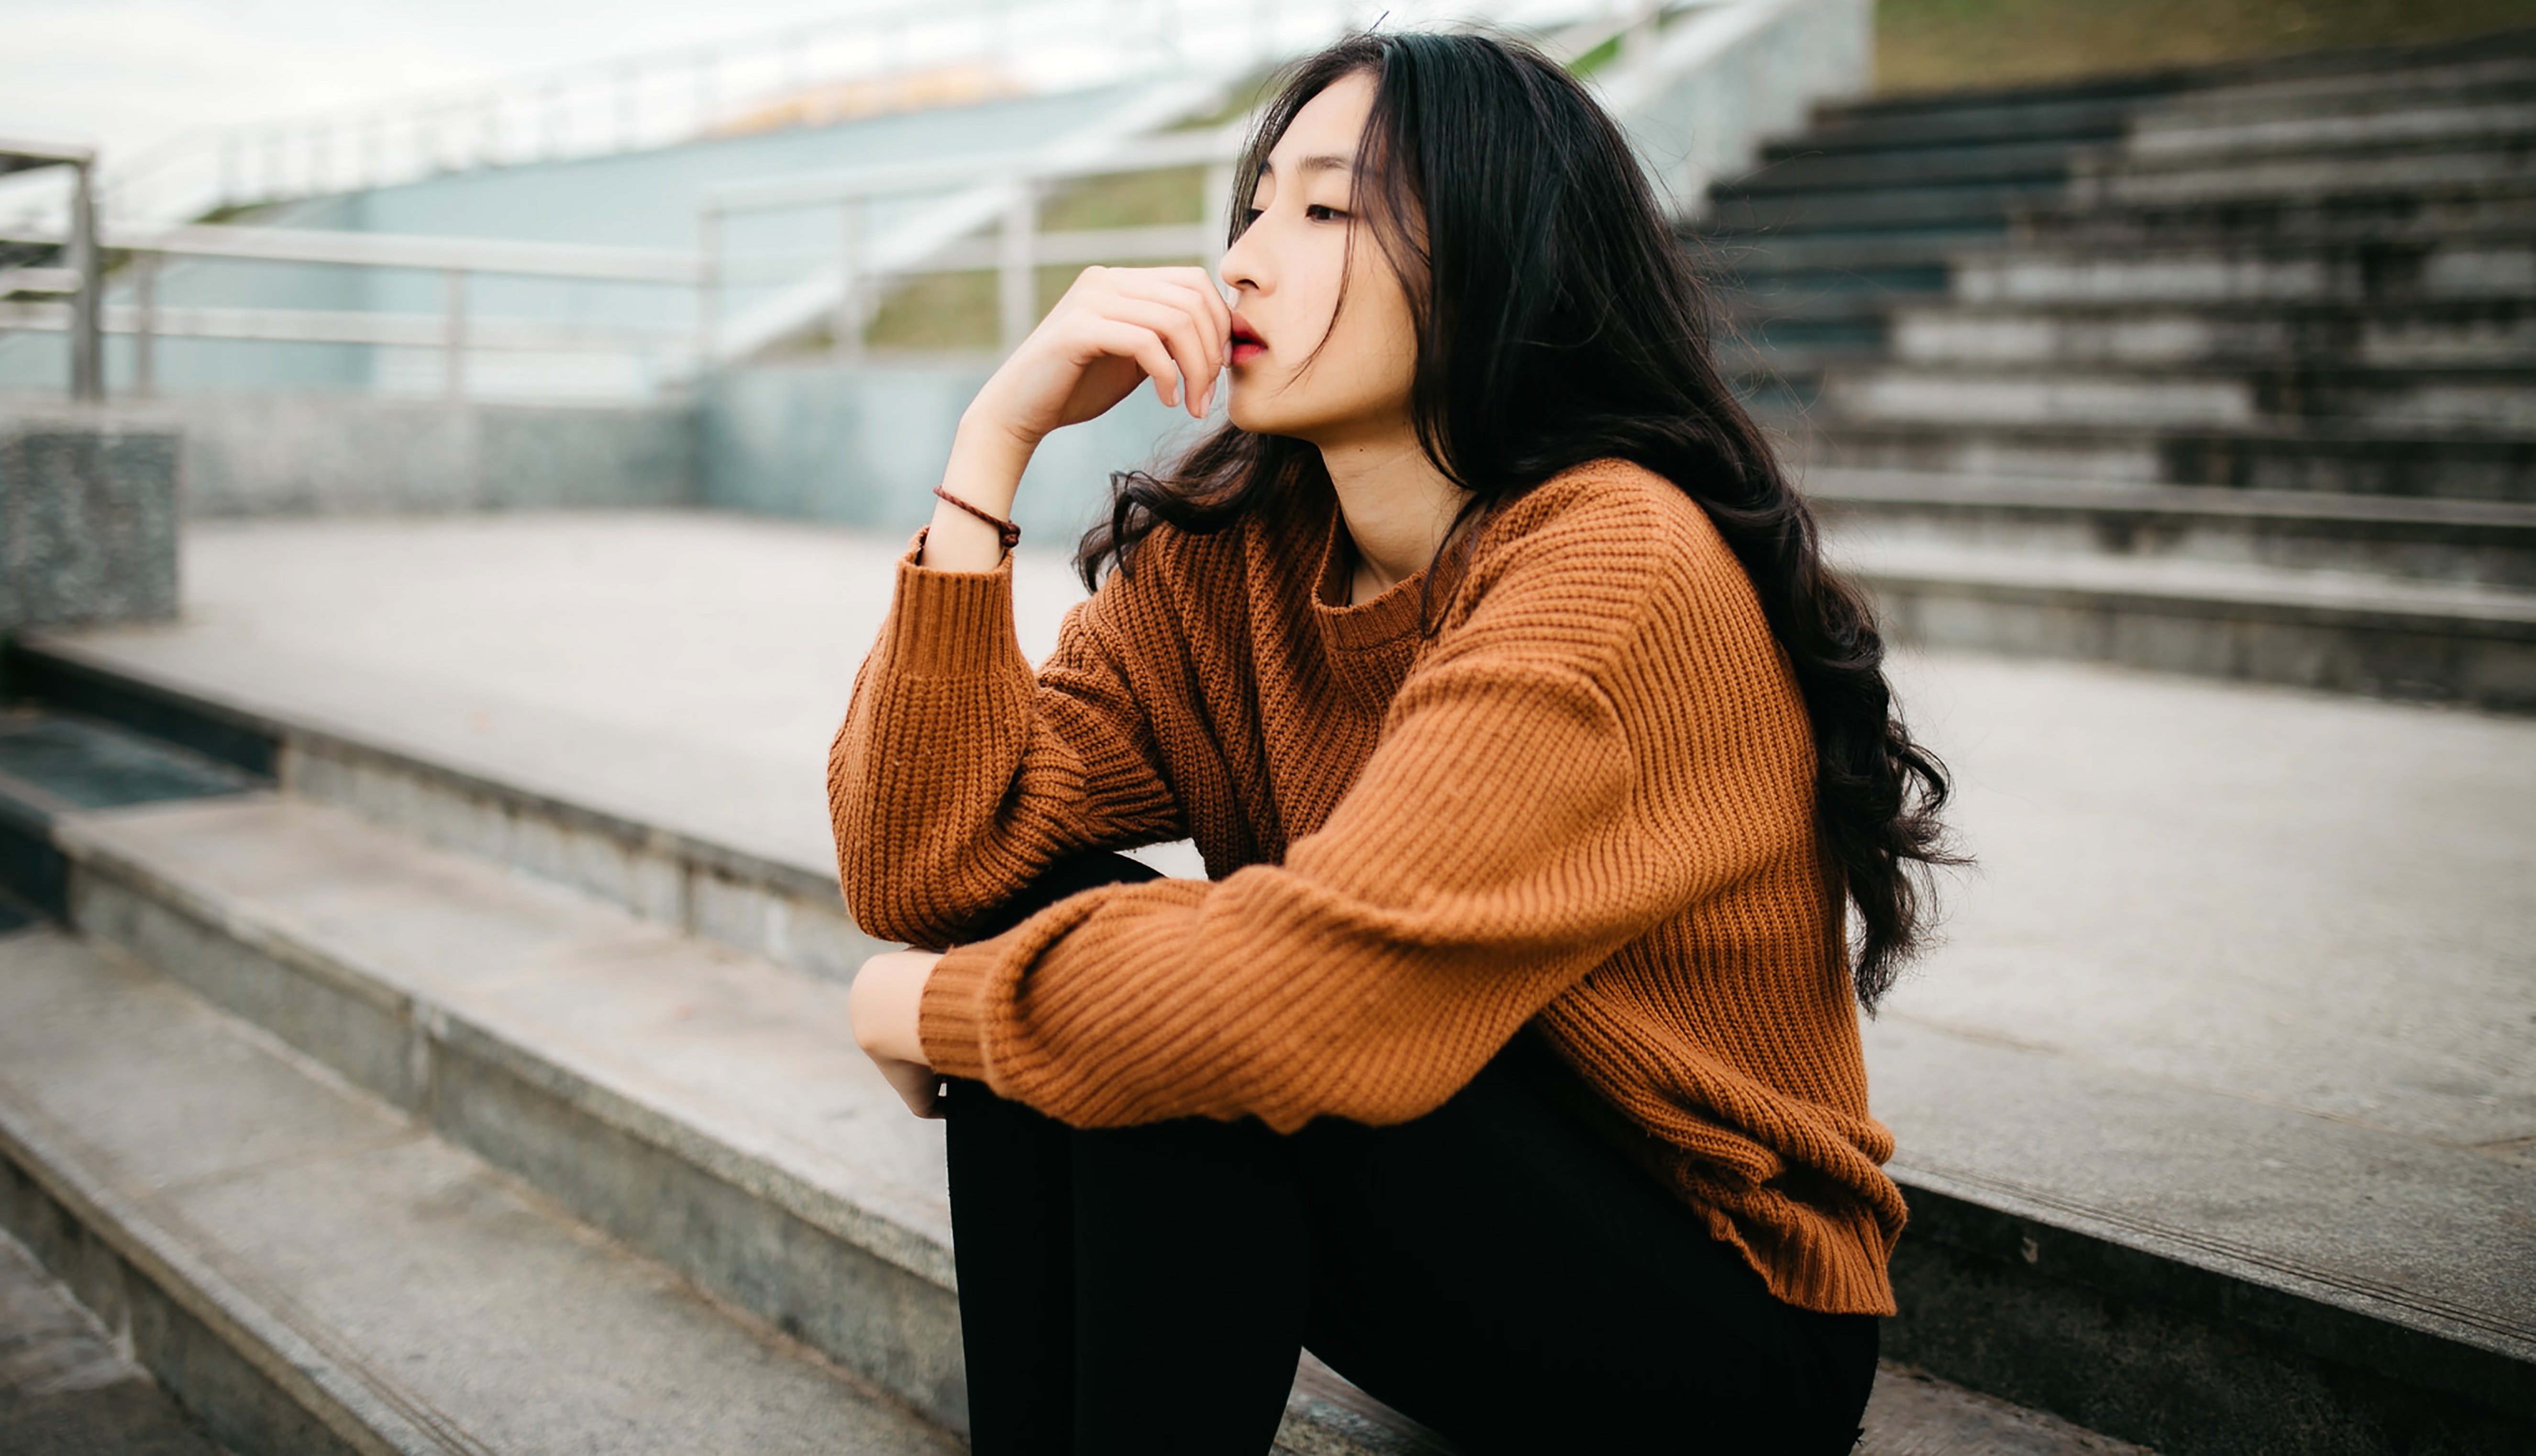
1259;154;1355;178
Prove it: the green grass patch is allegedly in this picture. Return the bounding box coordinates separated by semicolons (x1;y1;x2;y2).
1040;165;1210;232
1876;0;2534;93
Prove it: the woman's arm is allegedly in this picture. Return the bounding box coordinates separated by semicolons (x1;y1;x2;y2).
904;496;1820;1130
829;547;1189;948
831;268;1227;941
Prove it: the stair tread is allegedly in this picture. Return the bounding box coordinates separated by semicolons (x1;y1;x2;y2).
1807;467;2536;529
0;924;956;1456
1840;538;2536;624
55;793;957;1279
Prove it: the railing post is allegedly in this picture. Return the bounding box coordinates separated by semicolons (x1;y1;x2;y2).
67;159;104;402
133;253;159;399
443;267;468;401
697;208;721;372
998;181;1037;353
835;197;866;362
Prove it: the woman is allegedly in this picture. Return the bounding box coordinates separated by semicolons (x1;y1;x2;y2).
831;29;1954;1456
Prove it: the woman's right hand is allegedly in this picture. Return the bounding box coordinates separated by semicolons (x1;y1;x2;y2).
965;265;1233;447
924;266;1229;573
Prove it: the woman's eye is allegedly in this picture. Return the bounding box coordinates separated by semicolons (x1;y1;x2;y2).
1240;208;1263;227
1304;203;1347;222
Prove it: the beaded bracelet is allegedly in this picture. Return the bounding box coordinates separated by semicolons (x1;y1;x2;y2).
932;484;1022;551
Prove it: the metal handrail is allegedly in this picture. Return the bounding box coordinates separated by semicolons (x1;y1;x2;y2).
0;221;708;399
1;224;704;284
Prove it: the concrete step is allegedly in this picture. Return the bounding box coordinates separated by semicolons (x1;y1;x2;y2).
1773;89;2154;158
0;784;2145;1456
0;921;961;1456
2073;138;2536;209
16;512;2536;1453
1690;229;2007;277
1888;301;2536;370
2127;93;2536;167
1810;468;2536;589
1812;418;2536;501
2130;56;2536;137
2017;181;2536;249
1729;138;2102;198
1834;536;2536;707
1822;363;2536;431
1952;238;2535;307
0;1219;227;1456
1707;181;2073;238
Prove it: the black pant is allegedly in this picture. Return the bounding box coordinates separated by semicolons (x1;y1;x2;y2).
942;853;1879;1456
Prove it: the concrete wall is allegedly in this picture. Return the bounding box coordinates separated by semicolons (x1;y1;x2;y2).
700;360;1210;544
0;416;179;628
0;394;696;518
2;359;1205;546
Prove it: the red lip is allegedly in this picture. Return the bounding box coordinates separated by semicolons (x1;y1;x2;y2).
1230;315;1266;364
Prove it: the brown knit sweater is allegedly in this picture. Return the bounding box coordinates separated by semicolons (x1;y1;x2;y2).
829;458;1905;1316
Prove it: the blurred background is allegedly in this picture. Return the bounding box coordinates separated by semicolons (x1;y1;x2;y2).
0;4;2529;1455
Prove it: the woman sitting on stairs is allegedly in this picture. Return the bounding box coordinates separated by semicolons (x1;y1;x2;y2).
829;28;1957;1456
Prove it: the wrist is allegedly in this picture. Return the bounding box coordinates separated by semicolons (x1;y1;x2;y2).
850;950;939;1065
950;408;1041;494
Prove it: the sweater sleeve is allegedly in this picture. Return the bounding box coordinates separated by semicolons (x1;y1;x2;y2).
829;533;1187;948
917;508;1805;1131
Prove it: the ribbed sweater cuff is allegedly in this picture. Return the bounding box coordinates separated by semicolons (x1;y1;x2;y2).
918;941;1002;1082
884;529;1020;678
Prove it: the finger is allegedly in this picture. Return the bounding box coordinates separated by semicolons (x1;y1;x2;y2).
1097;298;1217;418
1108;272;1228;401
1078;318;1185;409
1131;271;1229;365
1165;264;1235;350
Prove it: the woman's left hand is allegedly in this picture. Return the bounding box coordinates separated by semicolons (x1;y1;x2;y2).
850;949;946;1118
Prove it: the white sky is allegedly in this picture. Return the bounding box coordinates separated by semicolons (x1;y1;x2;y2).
0;0;868;161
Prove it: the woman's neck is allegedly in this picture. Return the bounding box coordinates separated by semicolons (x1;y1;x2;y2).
1317;427;1471;606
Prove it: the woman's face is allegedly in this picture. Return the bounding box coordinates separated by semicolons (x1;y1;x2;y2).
1219;71;1419;445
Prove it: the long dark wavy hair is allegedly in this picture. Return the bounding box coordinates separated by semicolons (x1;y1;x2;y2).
1075;30;1959;1007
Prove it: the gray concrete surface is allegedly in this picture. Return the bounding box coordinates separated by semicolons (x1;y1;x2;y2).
0;417;179;628
32;511;2536;1434
0;922;960;1456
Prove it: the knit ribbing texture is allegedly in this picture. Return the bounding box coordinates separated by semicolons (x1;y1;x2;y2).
829;458;1906;1316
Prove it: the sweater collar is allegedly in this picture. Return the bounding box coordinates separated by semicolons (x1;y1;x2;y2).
1309;502;1431;654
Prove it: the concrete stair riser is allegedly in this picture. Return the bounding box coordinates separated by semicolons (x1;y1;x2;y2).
1889;304;2536;369
1708;183;2069;235
1778;103;2137;157
1730;140;2109;197
53;830;974;1433
1813;423;2536;501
